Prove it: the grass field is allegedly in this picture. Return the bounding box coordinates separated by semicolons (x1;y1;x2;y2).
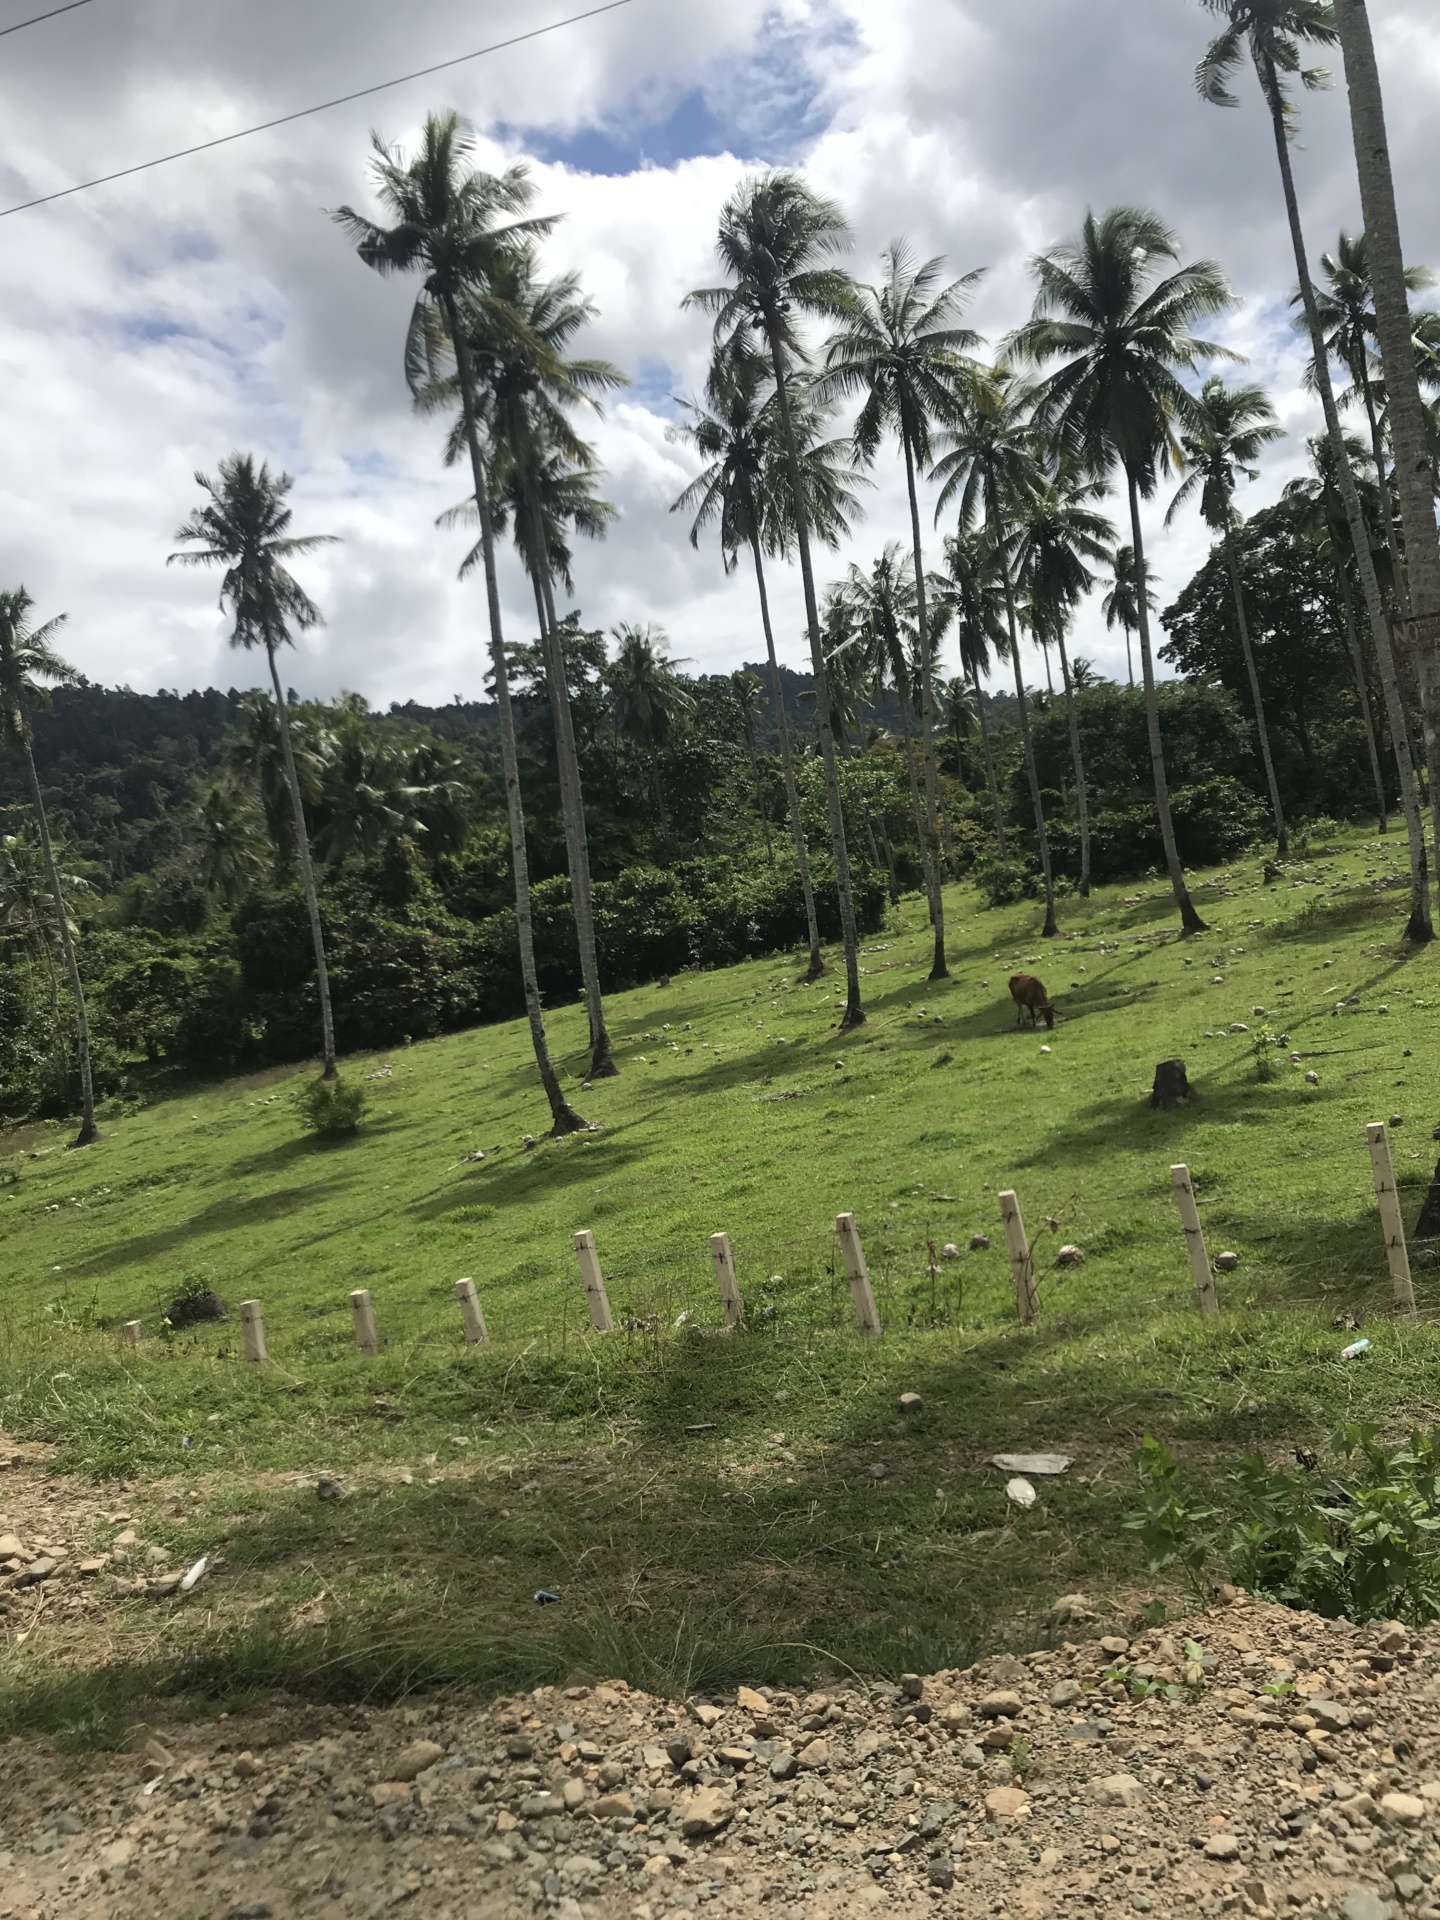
3;825;1440;1742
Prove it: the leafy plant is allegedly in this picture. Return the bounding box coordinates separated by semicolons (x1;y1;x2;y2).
294;1075;367;1140
1124;1434;1220;1597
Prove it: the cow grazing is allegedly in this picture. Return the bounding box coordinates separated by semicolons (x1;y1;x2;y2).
1009;973;1054;1031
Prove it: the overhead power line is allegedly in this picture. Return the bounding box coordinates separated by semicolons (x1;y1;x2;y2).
0;0;98;38
0;0;642;219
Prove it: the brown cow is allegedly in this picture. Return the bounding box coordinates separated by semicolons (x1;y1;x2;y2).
1008;973;1054;1031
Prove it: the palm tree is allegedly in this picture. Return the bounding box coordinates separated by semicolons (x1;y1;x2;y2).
1330;0;1440;803
444;246;626;1081
193;783;264;907
934;372;1058;933
837;546;931;868
223;688;327;873
1167;375;1289;855
333;110;589;1131
936;527;1010;855
939;675;979;780
169;455;341;1078
0;590;98;1145
685;173;867;1030
1196;1;1432;941
670;348;864;979
606;623;694;833
731;670;774;861
1008;206;1236;937
1282;430;1390;830
822;583;899;900
1101;545;1154;688
1011;469;1116;895
820;241;983;979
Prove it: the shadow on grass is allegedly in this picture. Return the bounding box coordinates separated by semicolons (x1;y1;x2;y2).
68;1183;361;1279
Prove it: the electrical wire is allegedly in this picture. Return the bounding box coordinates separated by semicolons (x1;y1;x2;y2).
0;0;642;219
0;0;96;38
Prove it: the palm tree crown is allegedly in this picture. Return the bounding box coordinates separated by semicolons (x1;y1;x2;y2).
1196;0;1337;127
0;588;74;753
168;454;338;652
684;172;857;360
1167;376;1283;533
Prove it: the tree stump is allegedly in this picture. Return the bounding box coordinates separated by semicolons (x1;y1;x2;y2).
1415;1161;1440;1240
1150;1059;1190;1110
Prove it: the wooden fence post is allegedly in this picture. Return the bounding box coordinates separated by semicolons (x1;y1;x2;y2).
709;1233;745;1328
1171;1164;1218;1315
240;1299;268;1364
122;1320;143;1348
350;1288;380;1356
835;1213;882;1337
455;1278;489;1346
999;1190;1039;1324
574;1229;614;1333
1367;1121;1417;1313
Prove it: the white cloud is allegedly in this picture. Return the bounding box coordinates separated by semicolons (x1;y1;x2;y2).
0;0;1436;701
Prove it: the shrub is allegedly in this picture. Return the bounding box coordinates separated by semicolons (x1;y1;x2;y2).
294;1076;367;1139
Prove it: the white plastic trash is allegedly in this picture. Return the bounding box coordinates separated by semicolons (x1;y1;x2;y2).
1005;1477;1037;1510
991;1453;1073;1476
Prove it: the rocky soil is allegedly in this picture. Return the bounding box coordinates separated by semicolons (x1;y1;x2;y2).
5;1587;1440;1920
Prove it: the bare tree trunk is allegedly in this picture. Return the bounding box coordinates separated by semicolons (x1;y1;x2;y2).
1222;525;1288;856
1262;53;1431;941
996;530;1058;938
1332;0;1440;874
1053;624;1092;897
524;493;616;1081
834;711;892;901
1334;552;1390;832
445;296;589;1135
970;661;1006;855
1125;626;1135;688
893;679;930;893
743;724;775;862
902;432;947;980
265;649;337;1080
22;745;97;1145
749;530;823;978
766;334;863;1027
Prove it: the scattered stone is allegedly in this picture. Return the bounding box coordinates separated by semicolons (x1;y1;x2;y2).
796;1738;829;1769
969;1233;990;1250
984;1786;1031;1823
1380;1791;1426;1825
1203;1833;1241;1860
1215;1251;1240;1272
677;1786;734;1837
390;1740;444;1782
1049;1680;1082;1708
979;1691;1023;1720
1055;1243;1083;1267
1091;1773;1144;1808
588;1793;634;1820
770;1753;799;1782
1339;1895;1396;1920
941;1243;961;1260
315;1476;344;1502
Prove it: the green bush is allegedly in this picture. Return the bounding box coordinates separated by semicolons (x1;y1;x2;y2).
293;1076;368;1139
1128;1426;1440;1625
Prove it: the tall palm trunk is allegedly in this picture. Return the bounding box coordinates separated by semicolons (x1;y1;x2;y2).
1221;525;1288;856
1261;51;1432;942
892;677;930;888
766;333;863;1028
1124;627;1135;687
444;298;588;1134
901;430;947;979
970;661;1007;855
834;709;894;903
1053;623;1092;896
741;719;775;862
22;746;97;1146
265;646;337;1080
1333;550;1389;831
522;487;616;1081
1125;473;1207;934
748;529;823;977
994;521;1058;938
1332;0;1440;872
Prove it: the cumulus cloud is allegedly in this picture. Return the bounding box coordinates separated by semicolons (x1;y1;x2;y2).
0;0;1436;701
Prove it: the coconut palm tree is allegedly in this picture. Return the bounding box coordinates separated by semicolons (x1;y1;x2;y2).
333;110;589;1131
933;371;1058;935
685;173;867;1029
731;670;774;861
440;247;626;1081
1101;545;1154;688
606;623;694;834
820;241;983;979
1196;1;1432;941
936;527;1010;856
193;783;265;907
1330;0;1440;798
670;348;864;979
1282;431;1390;830
169;455;341;1078
1167;375;1289;856
822;583;899;900
1011;469;1116;895
0;591;98;1145
836;546;930;868
1008;206;1236;936
223;689;328;874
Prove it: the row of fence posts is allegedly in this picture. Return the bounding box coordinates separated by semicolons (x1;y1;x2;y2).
117;1121;1421;1360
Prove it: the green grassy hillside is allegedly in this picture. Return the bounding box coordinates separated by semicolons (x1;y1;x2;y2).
2;827;1439;1736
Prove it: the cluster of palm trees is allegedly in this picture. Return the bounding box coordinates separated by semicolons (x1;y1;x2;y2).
5;0;1440;1146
